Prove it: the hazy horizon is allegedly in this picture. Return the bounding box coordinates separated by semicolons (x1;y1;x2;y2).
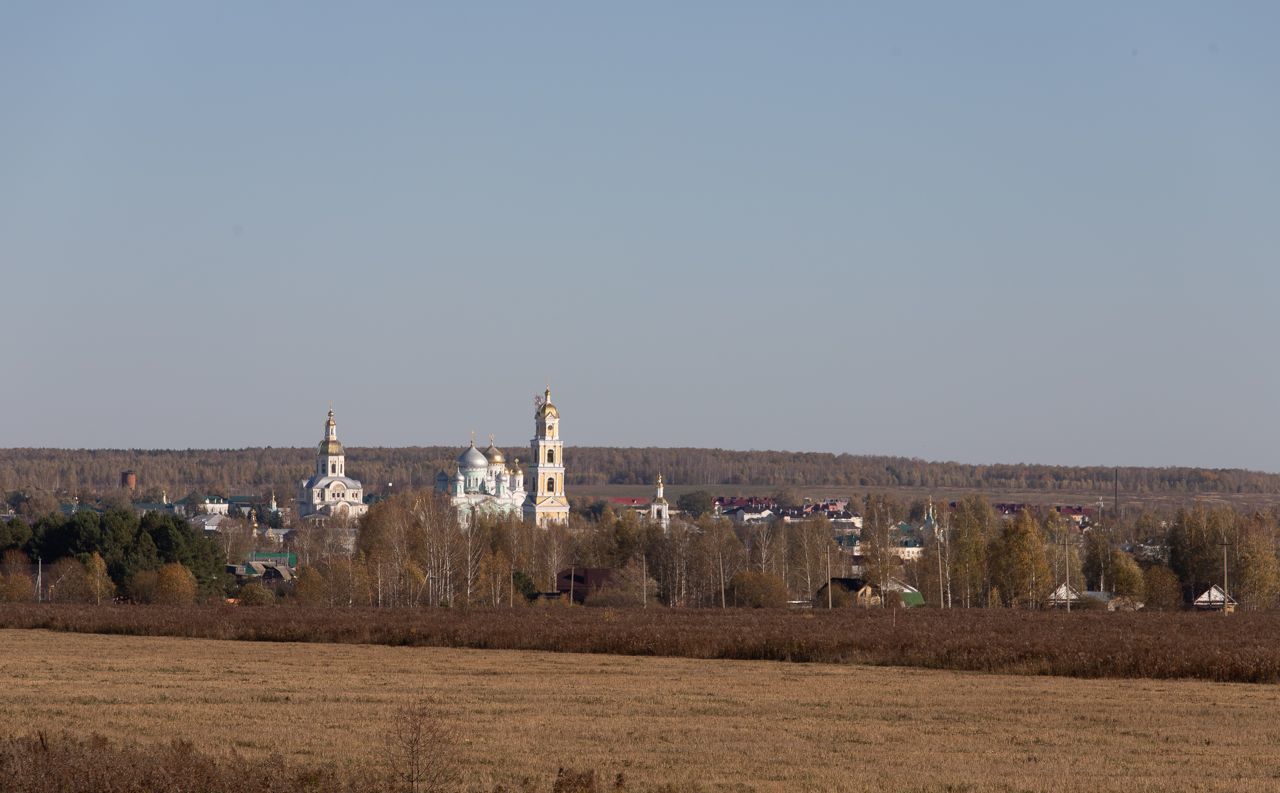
4;3;1277;470
4;440;1277;478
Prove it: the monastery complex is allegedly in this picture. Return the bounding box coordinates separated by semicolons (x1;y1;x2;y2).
297;387;573;527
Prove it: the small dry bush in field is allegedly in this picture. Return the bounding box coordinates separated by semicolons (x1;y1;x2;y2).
382;698;458;793
0;731;366;792
583;587;642;608
552;768;598;793
0;730;646;793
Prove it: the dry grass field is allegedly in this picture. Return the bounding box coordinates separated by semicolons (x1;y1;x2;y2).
4;630;1280;792
10;604;1280;683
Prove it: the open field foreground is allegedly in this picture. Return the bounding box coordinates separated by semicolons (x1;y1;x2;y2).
4;631;1280;792
8;604;1280;683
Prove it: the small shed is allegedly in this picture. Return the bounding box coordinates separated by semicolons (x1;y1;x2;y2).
1047;583;1082;608
884;578;925;608
814;578;922;608
1194;585;1237;612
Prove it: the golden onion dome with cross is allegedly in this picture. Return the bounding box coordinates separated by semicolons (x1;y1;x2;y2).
537;387;560;420
484;435;506;465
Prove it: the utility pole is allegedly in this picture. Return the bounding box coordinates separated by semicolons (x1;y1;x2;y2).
1096;498;1107;593
718;548;726;609
826;544;832;609
1060;533;1074;613
1221;537;1231;616
936;527;944;608
642;555;647;608
1114;468;1120;523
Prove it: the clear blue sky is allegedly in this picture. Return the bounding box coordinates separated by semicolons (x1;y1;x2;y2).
3;2;1278;470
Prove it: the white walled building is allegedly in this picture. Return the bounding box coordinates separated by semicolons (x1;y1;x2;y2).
200;497;230;516
297;408;368;522
436;437;528;526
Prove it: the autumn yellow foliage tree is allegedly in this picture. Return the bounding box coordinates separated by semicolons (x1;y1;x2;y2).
1109;551;1145;601
85;552;116;605
1235;519;1280;610
153;563;197;605
727;570;788;608
989;509;1051;609
0;549;34;602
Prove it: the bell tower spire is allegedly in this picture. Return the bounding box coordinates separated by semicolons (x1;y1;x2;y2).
524;386;569;527
649;473;670;530
317;405;346;479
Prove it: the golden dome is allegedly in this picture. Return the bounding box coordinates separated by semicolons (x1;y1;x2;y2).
537;387;560;419
484;440;506;465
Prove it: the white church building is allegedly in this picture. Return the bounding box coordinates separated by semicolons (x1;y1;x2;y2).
436;387;571;527
297;408;368;522
435;437;528;526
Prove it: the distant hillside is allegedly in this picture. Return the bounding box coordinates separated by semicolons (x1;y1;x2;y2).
1;446;1278;501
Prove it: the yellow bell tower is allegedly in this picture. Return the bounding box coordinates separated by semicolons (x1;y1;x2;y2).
524;387;570;527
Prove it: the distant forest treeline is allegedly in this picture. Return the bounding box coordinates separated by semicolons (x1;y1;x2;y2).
1;447;1278;500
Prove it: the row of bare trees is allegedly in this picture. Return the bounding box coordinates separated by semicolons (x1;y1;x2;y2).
285;492;860;608
891;496;1280;611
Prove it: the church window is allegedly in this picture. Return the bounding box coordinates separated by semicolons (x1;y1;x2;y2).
330;463;336;474
547;477;555;493
547;449;555;464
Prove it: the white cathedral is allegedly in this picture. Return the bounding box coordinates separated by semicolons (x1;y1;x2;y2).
435;437;528;525
436;387;571;527
297;408;369;522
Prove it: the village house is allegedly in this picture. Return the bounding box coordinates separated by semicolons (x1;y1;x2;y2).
556;568;615;605
813;577;924;608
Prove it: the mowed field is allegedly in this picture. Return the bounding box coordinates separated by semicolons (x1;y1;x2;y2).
4;632;1280;791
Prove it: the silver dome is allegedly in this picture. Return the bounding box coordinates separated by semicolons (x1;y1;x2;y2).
458;442;489;470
